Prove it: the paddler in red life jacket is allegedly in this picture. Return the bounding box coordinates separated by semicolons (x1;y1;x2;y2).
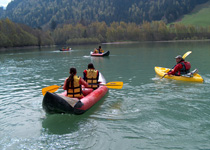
83;63;99;90
167;55;191;76
63;67;89;99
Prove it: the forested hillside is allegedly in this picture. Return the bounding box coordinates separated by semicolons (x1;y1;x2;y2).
51;21;210;45
1;0;210;48
1;18;210;48
0;7;5;18
2;0;209;28
175;0;210;27
0;18;54;48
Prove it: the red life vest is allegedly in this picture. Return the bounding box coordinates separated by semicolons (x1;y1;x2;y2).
180;61;191;75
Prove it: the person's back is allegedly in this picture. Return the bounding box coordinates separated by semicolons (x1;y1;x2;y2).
67;75;83;98
98;46;104;53
63;67;88;98
83;63;99;89
179;61;191;75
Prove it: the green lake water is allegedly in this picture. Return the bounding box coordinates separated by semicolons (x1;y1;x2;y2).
0;41;210;149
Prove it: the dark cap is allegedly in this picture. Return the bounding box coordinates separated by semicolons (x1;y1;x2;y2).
175;55;182;59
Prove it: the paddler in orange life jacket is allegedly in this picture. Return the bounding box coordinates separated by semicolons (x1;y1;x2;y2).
63;67;89;99
166;55;191;76
94;46;104;54
83;63;99;90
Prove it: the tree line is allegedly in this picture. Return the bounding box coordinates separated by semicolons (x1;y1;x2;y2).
52;21;210;45
0;18;54;48
1;18;210;48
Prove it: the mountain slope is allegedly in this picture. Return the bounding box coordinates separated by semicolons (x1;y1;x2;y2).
3;0;209;28
175;0;210;27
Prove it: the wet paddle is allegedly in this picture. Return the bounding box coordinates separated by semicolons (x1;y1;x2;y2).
89;81;123;89
161;51;192;79
182;51;192;59
161;74;167;79
42;85;63;96
42;81;123;96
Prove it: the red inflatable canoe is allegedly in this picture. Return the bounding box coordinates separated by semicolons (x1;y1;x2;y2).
42;86;108;115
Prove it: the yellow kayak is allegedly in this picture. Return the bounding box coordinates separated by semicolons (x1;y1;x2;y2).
154;66;204;83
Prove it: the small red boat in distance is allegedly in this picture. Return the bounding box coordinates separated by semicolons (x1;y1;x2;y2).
60;47;71;51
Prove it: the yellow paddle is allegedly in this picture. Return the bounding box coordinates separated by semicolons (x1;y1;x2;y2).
182;51;192;59
102;81;123;89
161;51;192;79
42;81;123;96
42;85;63;96
89;81;123;89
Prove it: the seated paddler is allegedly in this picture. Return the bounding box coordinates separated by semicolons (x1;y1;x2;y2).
63;67;88;99
83;63;100;90
166;55;191;76
98;46;104;54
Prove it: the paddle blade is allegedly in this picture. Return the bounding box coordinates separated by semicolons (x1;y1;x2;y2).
182;51;192;59
105;81;123;89
161;74;167;79
42;85;62;96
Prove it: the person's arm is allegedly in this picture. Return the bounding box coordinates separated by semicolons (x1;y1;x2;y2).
80;77;89;88
168;64;182;75
97;71;99;82
63;78;68;90
83;71;87;80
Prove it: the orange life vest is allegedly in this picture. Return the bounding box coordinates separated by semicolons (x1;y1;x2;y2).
67;75;83;98
85;69;98;89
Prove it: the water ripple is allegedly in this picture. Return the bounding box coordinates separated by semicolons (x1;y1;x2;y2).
1;45;210;149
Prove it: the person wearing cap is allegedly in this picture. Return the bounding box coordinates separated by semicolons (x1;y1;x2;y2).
83;63;100;89
166;55;191;76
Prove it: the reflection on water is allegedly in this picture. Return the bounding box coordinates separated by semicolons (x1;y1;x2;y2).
42;114;86;134
1;42;210;149
41;95;108;135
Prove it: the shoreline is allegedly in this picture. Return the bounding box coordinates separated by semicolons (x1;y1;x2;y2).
0;45;57;52
1;39;210;51
103;39;210;44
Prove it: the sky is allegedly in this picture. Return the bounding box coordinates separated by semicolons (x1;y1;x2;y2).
0;0;12;8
